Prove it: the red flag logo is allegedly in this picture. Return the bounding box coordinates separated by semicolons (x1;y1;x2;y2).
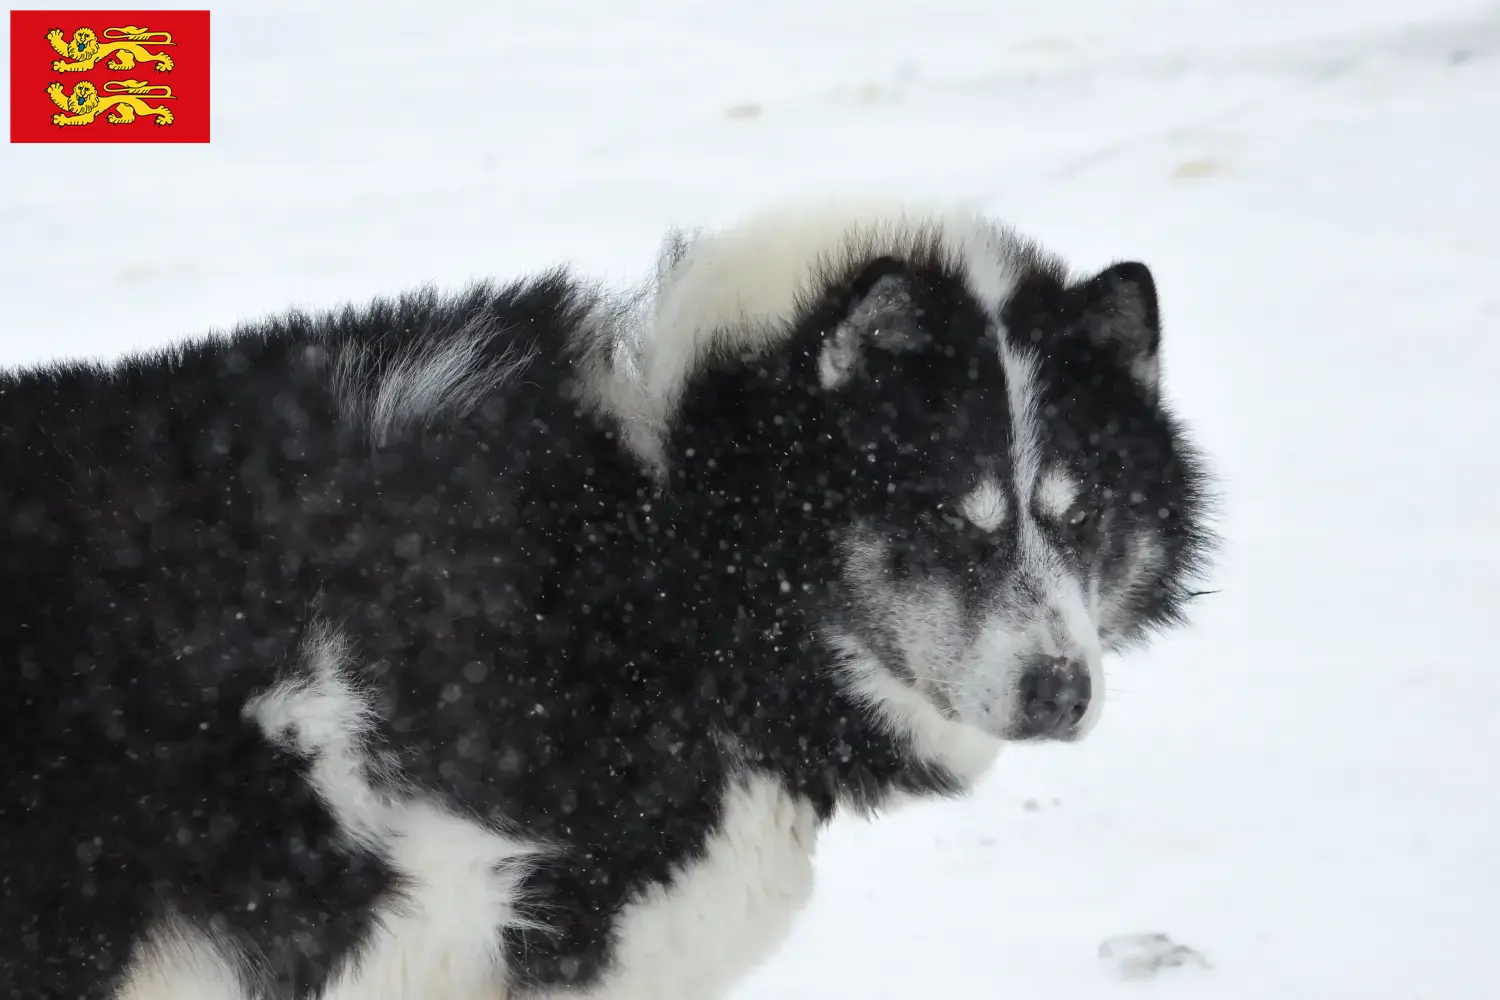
9;10;210;142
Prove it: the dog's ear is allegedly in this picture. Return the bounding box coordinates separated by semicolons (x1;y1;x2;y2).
817;257;931;390
1074;261;1161;402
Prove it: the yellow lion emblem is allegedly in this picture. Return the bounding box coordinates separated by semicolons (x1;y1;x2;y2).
46;25;175;73
47;80;175;127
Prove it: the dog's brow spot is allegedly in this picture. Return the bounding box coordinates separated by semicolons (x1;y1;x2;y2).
1036;469;1081;519
959;477;1007;532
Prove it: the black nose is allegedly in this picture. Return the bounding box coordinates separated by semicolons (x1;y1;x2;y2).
1016;658;1092;739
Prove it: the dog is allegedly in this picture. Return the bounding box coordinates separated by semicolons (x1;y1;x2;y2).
0;202;1215;999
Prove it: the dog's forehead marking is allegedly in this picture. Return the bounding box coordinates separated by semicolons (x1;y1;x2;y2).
998;339;1042;494
1036;468;1081;519
996;339;1083;519
959;476;1008;532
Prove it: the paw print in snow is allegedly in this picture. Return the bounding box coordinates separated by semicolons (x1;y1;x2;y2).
1098;932;1209;981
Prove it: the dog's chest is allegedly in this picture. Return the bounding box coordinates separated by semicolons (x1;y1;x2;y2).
564;773;821;1000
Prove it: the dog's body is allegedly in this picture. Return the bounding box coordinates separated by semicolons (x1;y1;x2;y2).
0;204;1213;1000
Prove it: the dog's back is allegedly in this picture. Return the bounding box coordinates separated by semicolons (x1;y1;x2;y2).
0;272;634;998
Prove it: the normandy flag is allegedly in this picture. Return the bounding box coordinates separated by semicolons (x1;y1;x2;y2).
9;9;210;142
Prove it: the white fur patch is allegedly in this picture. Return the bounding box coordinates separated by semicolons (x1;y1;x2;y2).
1036;468;1081;521
604;201;1029;473
115;921;247;1000
319;802;545;1000
562;773;821;1000
959;477;1008;532
242;624;546;1000
823;533;1003;782
243;625;391;849
826;629;1001;793
333;312;536;445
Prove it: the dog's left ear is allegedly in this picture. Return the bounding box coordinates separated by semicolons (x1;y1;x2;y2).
1075;261;1161;402
818;257;931;390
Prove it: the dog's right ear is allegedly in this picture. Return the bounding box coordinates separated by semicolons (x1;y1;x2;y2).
1072;261;1162;402
817;257;931;390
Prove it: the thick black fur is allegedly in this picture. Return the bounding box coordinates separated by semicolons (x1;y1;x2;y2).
0;268;953;999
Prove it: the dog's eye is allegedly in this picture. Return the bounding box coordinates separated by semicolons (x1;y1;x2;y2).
1065;504;1094;530
921;506;967;533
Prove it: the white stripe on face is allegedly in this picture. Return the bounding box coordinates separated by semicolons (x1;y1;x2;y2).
999;340;1043;501
994;336;1106;735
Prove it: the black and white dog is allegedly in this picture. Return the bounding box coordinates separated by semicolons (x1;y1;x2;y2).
0;203;1214;999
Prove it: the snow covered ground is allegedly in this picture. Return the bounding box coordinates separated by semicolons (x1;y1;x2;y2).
4;1;1499;996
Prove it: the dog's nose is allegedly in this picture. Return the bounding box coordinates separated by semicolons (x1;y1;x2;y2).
1016;658;1092;739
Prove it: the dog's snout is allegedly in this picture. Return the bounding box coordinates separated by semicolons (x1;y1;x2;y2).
1015;657;1091;739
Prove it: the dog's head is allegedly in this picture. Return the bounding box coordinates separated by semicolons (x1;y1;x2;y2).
797;238;1213;745
640;209;1214;749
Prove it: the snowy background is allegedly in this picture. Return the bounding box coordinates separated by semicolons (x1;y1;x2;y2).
4;1;1499;996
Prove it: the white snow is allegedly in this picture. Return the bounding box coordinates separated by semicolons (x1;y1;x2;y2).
4;1;1499;997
